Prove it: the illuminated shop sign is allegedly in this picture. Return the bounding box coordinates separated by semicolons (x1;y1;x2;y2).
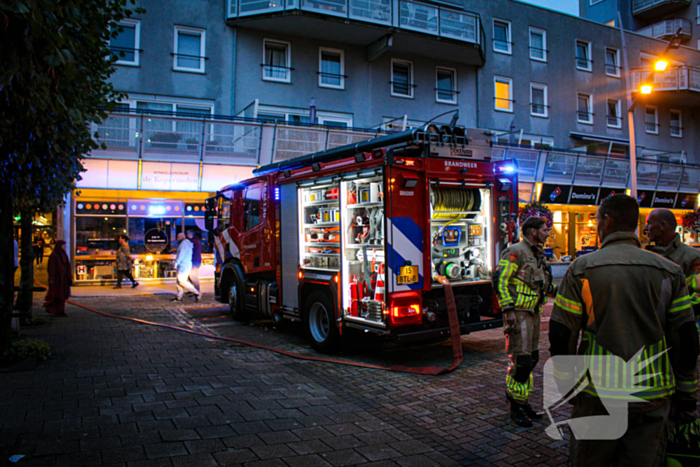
568;186;600;205
674;193;698;210
652;191;677;209
184;203;207;217
127;200;184;217
538;184;571;205
75;201;127;216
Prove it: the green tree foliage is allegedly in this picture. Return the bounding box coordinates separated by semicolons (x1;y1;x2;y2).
0;0;142;351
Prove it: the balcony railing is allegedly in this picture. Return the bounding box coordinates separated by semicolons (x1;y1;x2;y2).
632;0;691;16
227;0;481;45
631;66;700;93
493;143;700;193
636;18;692;40
90;110;385;166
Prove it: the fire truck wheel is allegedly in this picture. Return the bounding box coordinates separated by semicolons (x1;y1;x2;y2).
225;274;246;322
303;290;339;353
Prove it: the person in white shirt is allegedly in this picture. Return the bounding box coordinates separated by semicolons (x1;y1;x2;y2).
172;232;201;302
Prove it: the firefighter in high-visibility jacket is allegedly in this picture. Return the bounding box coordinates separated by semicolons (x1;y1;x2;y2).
550;195;698;466
494;216;555;427
645;208;700;317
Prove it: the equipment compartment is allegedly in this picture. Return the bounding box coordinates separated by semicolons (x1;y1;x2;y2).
299;184;341;271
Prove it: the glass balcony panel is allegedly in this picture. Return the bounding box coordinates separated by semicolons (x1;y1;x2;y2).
239;0;285;16
573;156;605;185
349;0;391;24
93;114;141;160
327;130;379;149
656;164;684;190
504;149;539;182
228;0;238;17
636;162;659;189
440;10;477;42
632;0;691;15
679;167;700;192
204;122;261;165
272;126;327;162
543;153;576;184
490;148;507;162
399;0;439;36
600;159;629;187
301;0;347;17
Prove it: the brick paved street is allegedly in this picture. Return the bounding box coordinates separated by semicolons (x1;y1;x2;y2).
0;287;569;466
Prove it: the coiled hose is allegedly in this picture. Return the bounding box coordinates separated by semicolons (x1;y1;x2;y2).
430;187;480;239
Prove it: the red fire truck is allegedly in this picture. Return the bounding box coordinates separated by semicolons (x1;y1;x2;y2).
205;126;518;351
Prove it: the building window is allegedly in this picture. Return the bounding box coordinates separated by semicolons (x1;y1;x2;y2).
577;93;593;123
318;47;345;89
529;27;547;62
606;99;621;128
173;26;206;73
109;19;140;66
391;59;414;98
493;19;512;54
645;106;658;134
436;67;457;104
494;76;513;112
670;110;682;137
576;40;592;71
530;83;547;117
697;5;700;25
263;39;292;83
605;48;620;77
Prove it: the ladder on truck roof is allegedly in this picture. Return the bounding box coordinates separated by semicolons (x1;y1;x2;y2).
252;124;481;176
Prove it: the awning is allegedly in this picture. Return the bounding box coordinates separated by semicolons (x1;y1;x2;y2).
569;132;630;145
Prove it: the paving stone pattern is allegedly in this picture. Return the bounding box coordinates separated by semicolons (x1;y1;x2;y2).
0;294;570;466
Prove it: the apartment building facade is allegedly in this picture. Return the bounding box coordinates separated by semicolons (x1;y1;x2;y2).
66;0;700;282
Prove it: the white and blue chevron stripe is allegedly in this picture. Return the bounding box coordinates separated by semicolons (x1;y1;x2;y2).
387;217;423;292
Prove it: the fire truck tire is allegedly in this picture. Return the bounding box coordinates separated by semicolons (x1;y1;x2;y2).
225;273;246;322
303;290;339;353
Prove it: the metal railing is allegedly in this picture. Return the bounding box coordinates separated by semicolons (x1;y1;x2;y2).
495;143;700;193
636;18;692;40
90;110;385;165
632;0;691;15
227;0;481;45
631;66;700;93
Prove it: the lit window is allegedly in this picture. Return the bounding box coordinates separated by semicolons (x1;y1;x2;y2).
577;94;593;123
645;106;658;134
319;47;345;89
493;20;512;54
174;27;206;73
605;48;620;77
109;19;140;66
391;59;414;98
494;77;513;112
263;39;291;83
530;83;547;117
606;99;621;128
436;67;457;104
670;110;682;137
529;28;546;62
576;40;592;71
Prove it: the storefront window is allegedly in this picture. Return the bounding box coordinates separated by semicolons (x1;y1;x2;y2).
176;218;212;253
76;217;126;255
128;217;181;254
575;212;598;251
545;211;569;259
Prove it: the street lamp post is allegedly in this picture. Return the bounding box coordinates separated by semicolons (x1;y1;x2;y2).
618;12;682;199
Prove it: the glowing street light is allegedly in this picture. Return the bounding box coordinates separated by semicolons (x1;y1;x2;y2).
640;84;653;94
654;59;668;72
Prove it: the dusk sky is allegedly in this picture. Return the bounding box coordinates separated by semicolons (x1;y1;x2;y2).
516;0;579;16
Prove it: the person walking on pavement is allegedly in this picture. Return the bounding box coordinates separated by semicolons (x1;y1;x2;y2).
186;229;201;294
43;240;72;317
33;234;44;269
114;235;138;289
550;195;698;466
645;208;700;317
172;232;201;302
494;216;555;427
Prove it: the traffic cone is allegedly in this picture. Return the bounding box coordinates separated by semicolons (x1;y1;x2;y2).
374;265;385;302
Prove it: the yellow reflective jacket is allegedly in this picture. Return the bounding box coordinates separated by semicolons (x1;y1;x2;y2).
495;238;552;313
552;232;697;402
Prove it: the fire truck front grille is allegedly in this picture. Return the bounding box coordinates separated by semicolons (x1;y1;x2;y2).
360;298;384;322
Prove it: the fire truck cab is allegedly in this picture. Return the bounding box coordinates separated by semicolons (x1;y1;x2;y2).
206;126;518;352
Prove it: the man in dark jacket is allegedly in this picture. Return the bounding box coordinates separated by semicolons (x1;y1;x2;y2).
186;229;202;294
550;195;698;466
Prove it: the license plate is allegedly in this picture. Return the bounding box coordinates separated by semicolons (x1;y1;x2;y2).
397;266;419;285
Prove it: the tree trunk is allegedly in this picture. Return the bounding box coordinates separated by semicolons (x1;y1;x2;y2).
0;187;14;353
16;206;35;319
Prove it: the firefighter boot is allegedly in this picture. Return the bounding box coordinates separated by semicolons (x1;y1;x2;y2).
523;403;544;420
510;402;533;428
